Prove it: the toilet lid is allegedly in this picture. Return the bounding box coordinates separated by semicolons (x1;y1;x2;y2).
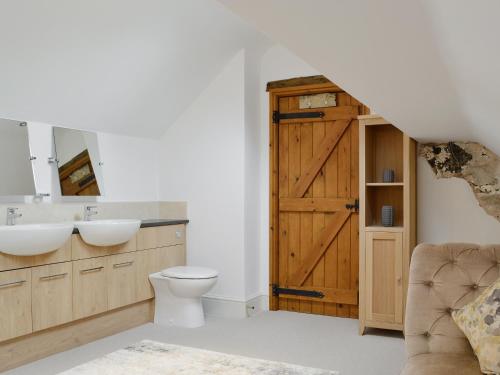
161;266;218;279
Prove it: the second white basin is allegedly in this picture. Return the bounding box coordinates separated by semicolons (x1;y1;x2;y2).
0;223;74;256
75;219;141;247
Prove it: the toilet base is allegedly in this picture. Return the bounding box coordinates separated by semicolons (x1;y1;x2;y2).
149;272;208;328
154;294;206;328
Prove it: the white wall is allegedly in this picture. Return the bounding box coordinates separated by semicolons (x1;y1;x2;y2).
159;51;247;301
27;121;159;202
97;132;159;202
418;158;500;244
0;0;269;139
243;47;266;300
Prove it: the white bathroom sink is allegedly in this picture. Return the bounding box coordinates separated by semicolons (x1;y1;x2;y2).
75;219;141;247
0;223;74;256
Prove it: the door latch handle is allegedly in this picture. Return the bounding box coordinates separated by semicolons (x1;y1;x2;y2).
345;199;359;211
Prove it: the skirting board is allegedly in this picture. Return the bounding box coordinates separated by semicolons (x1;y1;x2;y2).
0;299;154;373
202;294;269;319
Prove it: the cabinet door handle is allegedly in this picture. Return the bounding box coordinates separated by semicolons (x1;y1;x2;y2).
113;261;134;269
80;266;104;274
40;272;68;281
0;280;26;288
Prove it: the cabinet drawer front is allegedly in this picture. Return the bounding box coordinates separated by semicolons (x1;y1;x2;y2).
0;239;72;272
71;234;137;260
73;258;108;320
32;262;73;331
107;253;137;310
0;269;32;341
137;227;157;250
157;225;185;247
365;231;403;324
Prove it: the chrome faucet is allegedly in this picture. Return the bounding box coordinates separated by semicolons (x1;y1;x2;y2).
84;205;98;221
6;207;22;226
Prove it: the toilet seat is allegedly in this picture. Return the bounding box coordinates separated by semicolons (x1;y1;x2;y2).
161;266;218;279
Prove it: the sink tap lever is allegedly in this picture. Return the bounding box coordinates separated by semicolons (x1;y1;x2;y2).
84;206;98;221
6;207;22;226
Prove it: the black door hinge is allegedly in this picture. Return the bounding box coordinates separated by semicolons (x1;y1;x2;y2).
272;284;325;299
272;110;325;124
346;199;359;212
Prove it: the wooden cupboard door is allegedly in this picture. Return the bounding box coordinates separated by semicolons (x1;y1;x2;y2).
107;253;137;310
136;250;156;301
165;244;186;268
136;246;187;301
73;257;108;320
365;231;403;324
32;262;73;331
137;227;157;250
0;269;32;341
157;225;185;247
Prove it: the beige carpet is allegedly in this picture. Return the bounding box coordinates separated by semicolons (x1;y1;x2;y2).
58;340;339;375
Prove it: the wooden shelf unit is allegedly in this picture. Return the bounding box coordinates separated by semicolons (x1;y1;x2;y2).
366;182;404;187
358;115;416;334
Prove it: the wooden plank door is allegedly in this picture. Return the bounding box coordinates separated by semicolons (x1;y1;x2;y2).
269;77;368;318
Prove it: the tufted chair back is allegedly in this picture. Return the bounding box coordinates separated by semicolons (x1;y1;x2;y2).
405;243;500;358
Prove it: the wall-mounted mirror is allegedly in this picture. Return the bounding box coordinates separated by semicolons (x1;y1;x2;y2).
0;118;36;196
53;127;103;196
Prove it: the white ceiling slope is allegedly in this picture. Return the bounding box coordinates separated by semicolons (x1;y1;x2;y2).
0;0;268;137
218;0;500;153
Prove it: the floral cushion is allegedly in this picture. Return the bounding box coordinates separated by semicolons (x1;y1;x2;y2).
452;277;500;374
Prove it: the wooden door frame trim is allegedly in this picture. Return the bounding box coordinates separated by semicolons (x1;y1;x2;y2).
268;79;341;311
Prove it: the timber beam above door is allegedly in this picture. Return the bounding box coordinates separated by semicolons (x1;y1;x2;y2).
268;75;369;317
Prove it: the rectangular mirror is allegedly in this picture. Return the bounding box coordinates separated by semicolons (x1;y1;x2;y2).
53;127;103;196
0;118;36;196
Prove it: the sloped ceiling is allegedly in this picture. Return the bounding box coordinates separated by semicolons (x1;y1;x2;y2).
0;0;268;137
218;0;500;154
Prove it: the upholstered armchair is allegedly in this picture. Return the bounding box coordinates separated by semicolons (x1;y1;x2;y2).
402;243;500;375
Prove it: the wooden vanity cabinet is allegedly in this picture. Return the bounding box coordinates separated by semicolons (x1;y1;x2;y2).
0;223;187;348
73;257;108;320
0;269;32;341
32;262;73;331
107;252;137;310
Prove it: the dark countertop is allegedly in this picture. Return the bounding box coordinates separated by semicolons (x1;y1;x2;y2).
72;218;189;234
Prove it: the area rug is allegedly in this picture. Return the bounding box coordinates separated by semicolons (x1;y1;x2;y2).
58;340;339;374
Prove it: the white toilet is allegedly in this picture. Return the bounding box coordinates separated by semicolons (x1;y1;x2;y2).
149;266;218;328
